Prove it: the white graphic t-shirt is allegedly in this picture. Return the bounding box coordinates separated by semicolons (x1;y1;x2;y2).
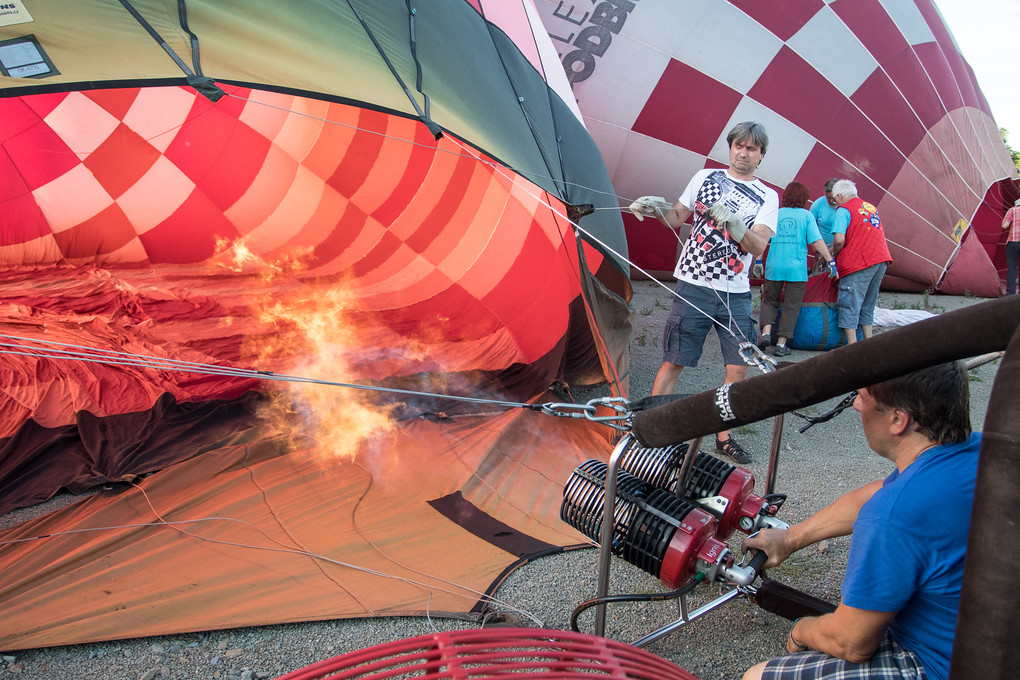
673;169;778;294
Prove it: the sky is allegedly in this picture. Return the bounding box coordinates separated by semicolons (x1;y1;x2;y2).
933;0;1020;149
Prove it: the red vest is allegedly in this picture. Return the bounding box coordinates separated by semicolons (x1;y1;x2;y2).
835;197;892;276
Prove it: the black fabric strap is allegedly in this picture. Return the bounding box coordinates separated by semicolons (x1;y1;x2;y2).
177;0;203;76
405;1;433;126
347;0;442;139
117;0;223;101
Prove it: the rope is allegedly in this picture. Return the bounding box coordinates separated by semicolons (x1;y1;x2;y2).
217;87;962;346
0;334;534;411
3;89;785;407
221;90;621;204
471;159;745;345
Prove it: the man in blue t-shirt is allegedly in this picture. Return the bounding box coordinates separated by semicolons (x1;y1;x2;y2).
809;178;840;248
742;362;979;680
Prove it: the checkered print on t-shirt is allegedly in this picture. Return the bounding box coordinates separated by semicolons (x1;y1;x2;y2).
675;171;762;285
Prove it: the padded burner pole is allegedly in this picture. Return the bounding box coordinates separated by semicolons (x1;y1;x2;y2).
631;296;1020;448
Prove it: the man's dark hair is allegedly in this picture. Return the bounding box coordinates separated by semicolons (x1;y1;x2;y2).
727;121;768;156
823;178;839;193
868;361;971;444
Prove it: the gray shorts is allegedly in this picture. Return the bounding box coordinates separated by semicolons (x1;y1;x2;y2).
661;280;755;367
837;262;887;329
762;636;927;680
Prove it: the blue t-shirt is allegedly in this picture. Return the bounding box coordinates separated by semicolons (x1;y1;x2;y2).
842;433;981;680
810;197;838;246
764;207;822;282
831;205;851;236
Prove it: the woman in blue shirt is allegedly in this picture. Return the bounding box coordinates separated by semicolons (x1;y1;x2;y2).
758;182;836;356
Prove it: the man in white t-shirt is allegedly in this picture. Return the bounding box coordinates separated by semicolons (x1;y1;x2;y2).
630;121;778;463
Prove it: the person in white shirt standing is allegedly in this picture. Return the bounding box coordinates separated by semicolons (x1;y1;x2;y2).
630;121;778;464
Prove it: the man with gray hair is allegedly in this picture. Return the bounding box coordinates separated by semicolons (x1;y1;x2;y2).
628;121;778;464
829;179;892;345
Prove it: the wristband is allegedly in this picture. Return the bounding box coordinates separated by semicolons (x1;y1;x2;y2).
790;618;808;650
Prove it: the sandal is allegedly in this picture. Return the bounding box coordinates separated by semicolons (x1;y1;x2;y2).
715;436;751;465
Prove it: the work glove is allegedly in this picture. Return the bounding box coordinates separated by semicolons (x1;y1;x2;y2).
827;259;839;279
705;202;747;242
628;196;673;221
752;262;764;279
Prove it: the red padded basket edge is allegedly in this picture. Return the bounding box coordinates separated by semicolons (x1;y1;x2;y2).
276;627;699;679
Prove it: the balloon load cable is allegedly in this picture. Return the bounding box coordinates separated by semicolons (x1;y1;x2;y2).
0;333;535;412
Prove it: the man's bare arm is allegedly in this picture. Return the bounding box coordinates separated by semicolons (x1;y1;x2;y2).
810;238;833;262
740;223;772;257
831;232;845;257
743;480;882;568
657;205;692;232
790;605;895;663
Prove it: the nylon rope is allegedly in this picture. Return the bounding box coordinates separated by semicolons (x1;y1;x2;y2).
0;334;535;412
226;87;940;336
469;144;746;345
470;9;568;200
220;89;747;380
218;91;618;204
116;0;222;101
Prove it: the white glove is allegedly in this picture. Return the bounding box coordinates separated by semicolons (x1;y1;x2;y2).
628;196;673;221
705;202;747;242
752;262;764;279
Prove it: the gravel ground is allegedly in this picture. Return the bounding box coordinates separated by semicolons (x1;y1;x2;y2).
0;281;1001;680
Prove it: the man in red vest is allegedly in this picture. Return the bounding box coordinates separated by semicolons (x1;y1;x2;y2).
829;180;892;345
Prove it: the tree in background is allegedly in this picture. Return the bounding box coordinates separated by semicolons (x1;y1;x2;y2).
1003;128;1020;172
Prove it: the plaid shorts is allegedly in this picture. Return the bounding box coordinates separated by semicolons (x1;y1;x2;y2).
762;636;927;680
